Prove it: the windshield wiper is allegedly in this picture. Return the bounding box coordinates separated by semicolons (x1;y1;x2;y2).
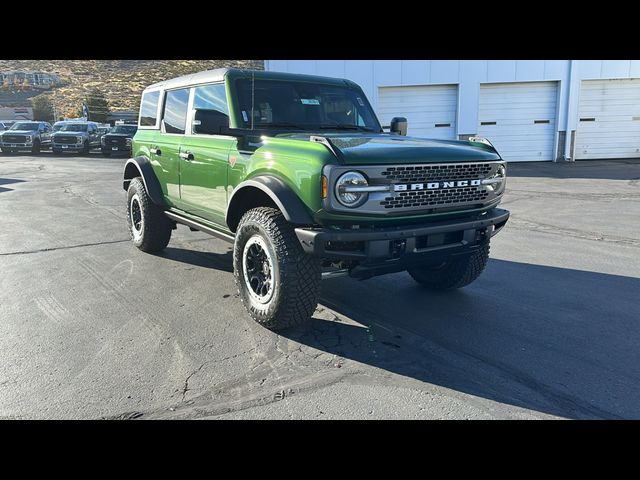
318;124;375;132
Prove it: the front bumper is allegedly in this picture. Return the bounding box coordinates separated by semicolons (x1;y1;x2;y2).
295;208;509;278
1;141;34;149
53;143;84;151
102;145;131;154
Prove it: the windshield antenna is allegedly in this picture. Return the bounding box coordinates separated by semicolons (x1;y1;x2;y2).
250;70;255;131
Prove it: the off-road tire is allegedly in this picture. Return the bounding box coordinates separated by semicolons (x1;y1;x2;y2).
126;177;172;252
408;242;490;290
233;207;321;331
31;140;41;154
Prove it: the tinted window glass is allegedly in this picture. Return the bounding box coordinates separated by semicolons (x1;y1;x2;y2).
193;83;229;134
140;90;160;126
194;84;228;114
163;88;189;134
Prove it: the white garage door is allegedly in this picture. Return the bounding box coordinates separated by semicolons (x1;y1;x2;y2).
377;85;457;140
575;79;640;160
478;82;558;162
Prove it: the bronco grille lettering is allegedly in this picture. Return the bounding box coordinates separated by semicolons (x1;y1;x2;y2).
394;179;481;192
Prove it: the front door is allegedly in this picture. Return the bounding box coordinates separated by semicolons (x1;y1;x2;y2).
179;136;234;226
178;83;233;227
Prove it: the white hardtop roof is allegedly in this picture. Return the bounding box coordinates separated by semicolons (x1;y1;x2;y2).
144;68;231;92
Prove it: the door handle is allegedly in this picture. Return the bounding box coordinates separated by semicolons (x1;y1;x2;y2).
150;147;161;156
179;151;194;161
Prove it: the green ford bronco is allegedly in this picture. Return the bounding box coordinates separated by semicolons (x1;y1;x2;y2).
124;68;509;330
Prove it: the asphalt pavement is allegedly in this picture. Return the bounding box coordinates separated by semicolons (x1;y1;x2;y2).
0;151;638;419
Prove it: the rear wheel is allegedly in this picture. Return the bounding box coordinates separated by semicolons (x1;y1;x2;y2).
233;207;321;331
126;177;172;252
408;242;490;290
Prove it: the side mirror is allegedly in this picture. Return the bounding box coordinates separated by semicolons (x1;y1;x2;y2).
193;109;229;135
390;117;408;136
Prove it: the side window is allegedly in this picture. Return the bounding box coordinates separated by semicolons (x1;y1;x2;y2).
193;83;228;114
162;88;190;134
192;83;229;135
140;90;160;127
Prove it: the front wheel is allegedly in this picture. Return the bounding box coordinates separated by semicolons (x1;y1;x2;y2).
126;177;172;252
233;207;321;331
408;242;490;290
31;140;41;154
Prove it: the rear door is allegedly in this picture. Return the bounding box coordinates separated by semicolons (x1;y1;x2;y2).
178;83;234;226
155;87;190;207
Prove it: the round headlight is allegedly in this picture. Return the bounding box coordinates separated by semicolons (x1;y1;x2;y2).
335;171;368;208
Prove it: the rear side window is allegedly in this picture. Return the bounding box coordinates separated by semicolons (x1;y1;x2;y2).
140;90;160;127
162;88;190;134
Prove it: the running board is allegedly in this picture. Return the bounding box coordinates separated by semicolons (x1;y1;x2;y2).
164;210;235;243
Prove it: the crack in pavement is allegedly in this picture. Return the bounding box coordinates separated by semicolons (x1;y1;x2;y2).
508;216;640;246
0;239;130;256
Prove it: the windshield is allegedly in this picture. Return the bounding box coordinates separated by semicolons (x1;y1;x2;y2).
235;78;381;132
60;124;88;132
11;122;40;131
111;125;137;135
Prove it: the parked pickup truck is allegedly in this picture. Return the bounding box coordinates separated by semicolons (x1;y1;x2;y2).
101;124;137;156
51;121;102;154
123;69;509;330
0;121;52;153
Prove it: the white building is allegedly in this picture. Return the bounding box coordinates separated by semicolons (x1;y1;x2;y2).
264;60;640;162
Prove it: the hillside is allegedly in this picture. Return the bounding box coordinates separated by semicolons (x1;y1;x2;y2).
0;60;263;118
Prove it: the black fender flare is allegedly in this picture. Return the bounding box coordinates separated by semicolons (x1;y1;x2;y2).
123;156;166;207
226;175;314;232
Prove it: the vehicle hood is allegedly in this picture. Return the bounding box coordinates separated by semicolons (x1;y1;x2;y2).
53;131;86;135
279;133;501;165
3;130;38;135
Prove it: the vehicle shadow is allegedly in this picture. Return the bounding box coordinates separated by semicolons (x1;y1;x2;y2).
280;259;640;419
507;159;640;180
0;178;25;193
154;241;640;419
157;246;233;273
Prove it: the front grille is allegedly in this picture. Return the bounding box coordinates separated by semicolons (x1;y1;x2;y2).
55;136;78;144
324;161;505;216
107;137;127;146
3;135;27;143
381;163;493;182
381;186;489;209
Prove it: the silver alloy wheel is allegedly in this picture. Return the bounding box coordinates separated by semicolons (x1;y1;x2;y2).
242;234;277;304
130;193;143;241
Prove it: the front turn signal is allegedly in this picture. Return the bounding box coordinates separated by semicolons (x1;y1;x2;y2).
321;175;328;199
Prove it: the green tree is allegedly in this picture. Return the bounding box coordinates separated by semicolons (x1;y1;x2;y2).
85;87;110;123
31;94;55;123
